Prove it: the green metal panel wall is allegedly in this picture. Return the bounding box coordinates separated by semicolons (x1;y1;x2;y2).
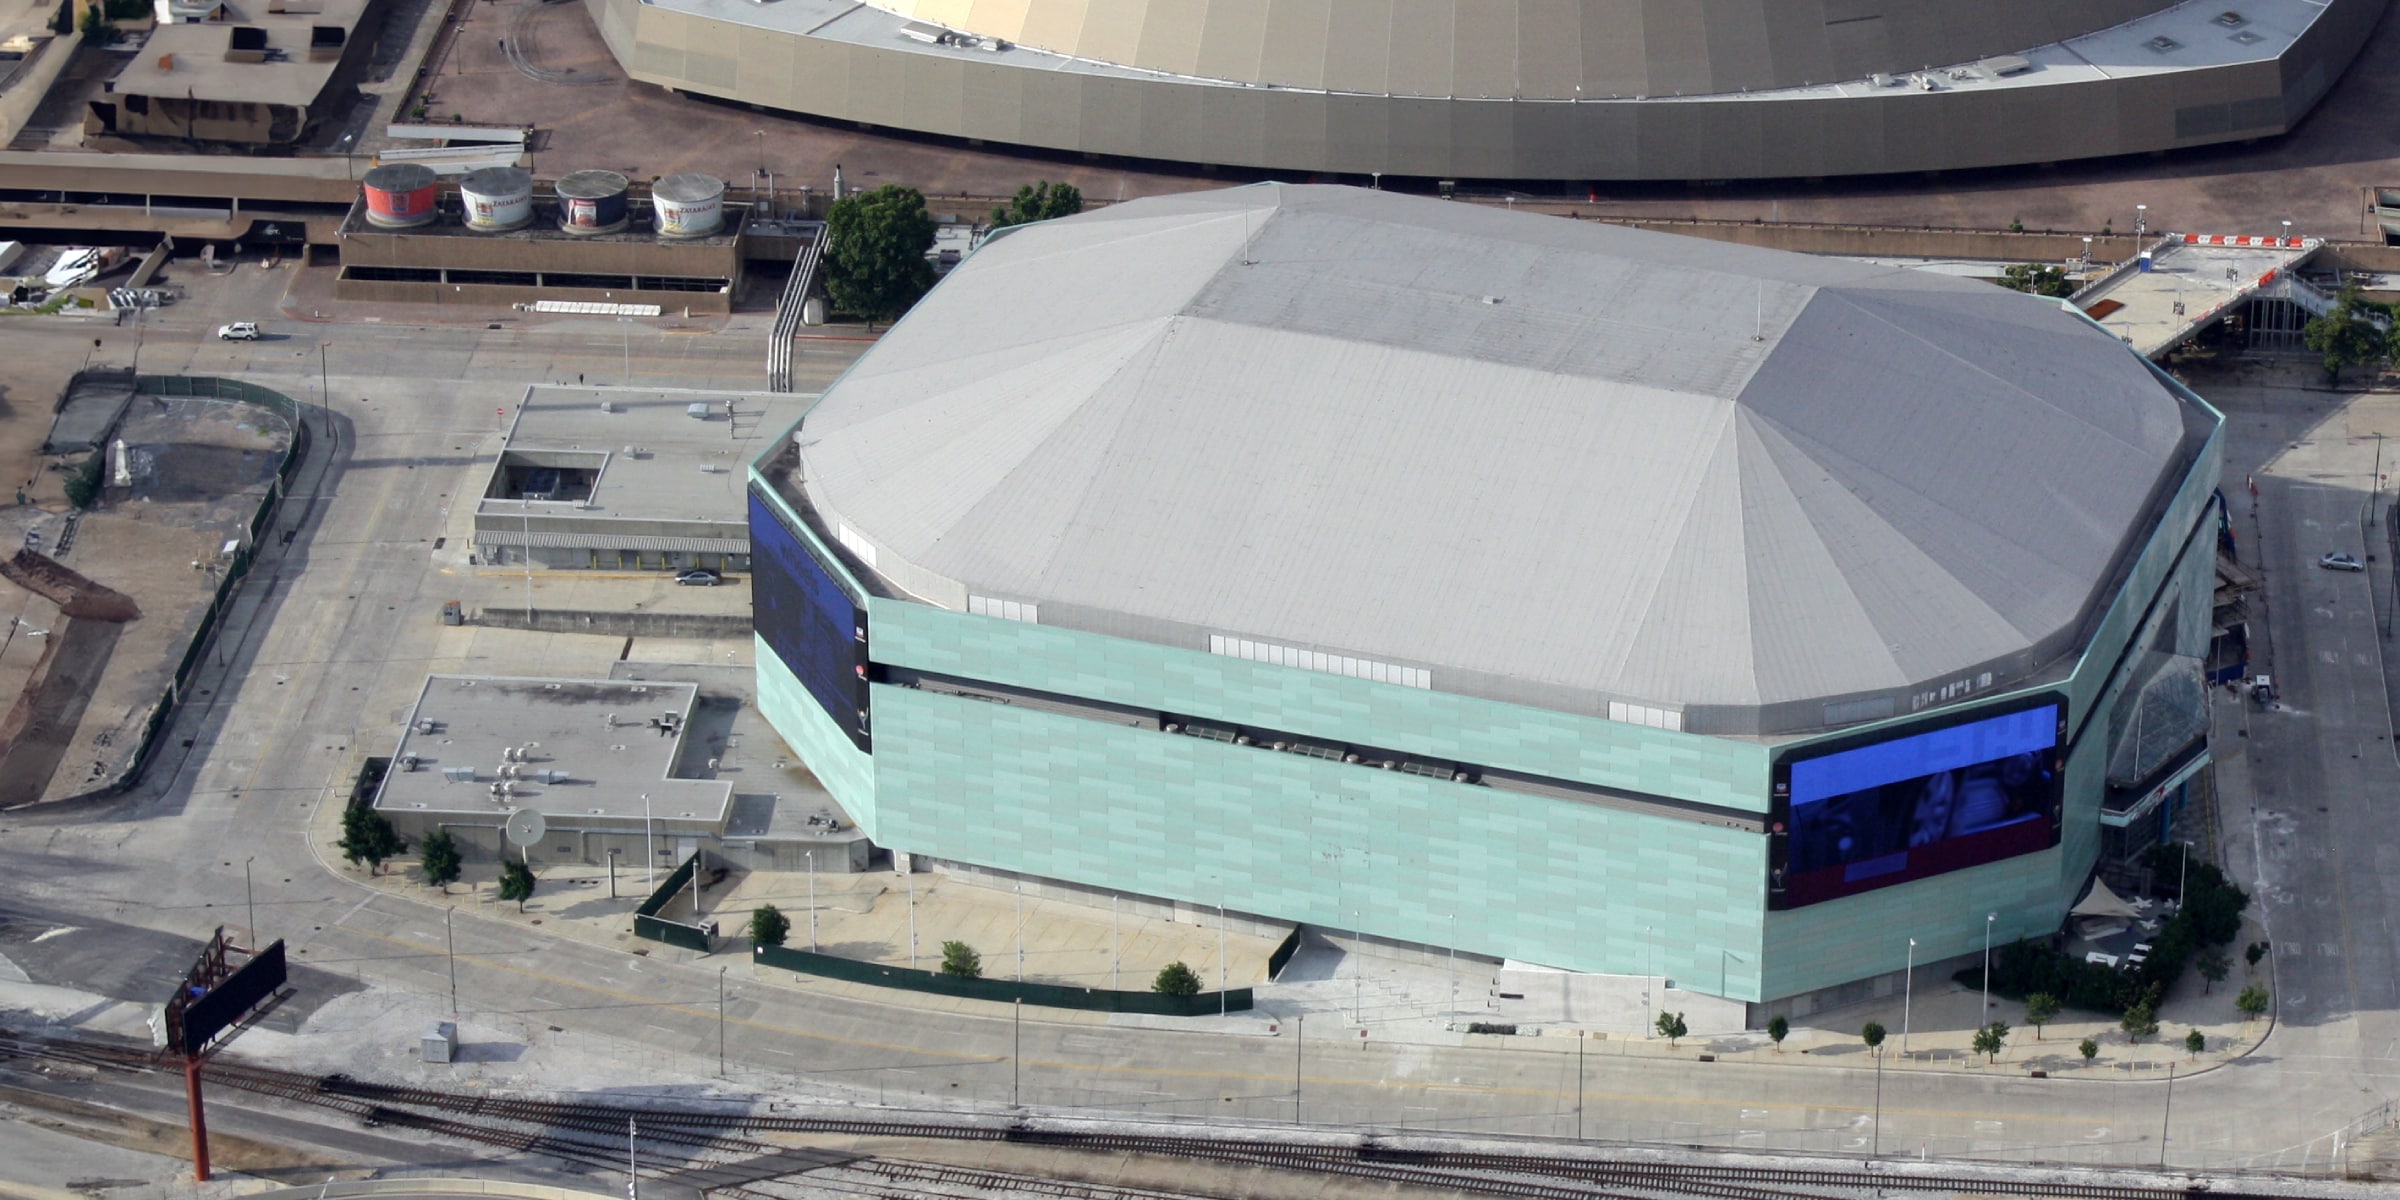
756;633;876;824
869;601;1770;811
870;683;1769;994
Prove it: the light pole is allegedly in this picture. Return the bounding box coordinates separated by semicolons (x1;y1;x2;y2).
2282;219;2293;244
445;907;457;1016
907;868;917;970
2179;839;2192;901
1982;913;1996;1017
618;316;633;384
2135;204;2147;239
243;857;255;946
1644;925;1655;1036
1015;879;1025;981
1447;912;1457;1022
317;342;329;444
607;848;619;899
716;966;727;1077
1011;998;1021;1107
1901;937;1917;1057
805;849;817;951
643;793;654;891
1871;1045;1885;1157
1217;897;1227;1018
1352;907;1362;1023
1110;893;1119;990
2160;1062;2176;1167
2081;235;2094;266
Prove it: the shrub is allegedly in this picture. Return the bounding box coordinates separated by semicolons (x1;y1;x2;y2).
1151;961;1201;996
2236;984;2270;1021
2184;1028;2205;1058
1861;1020;1886;1055
1766;1014;1788;1048
339;804;402;873
2120;998;2159;1043
1655;1011;1687;1046
2024;992;2060;1040
748;904;790;948
940;939;981;978
1971;1021;2010;1063
497;859;536;910
62;450;104;509
2078;1037;2099;1062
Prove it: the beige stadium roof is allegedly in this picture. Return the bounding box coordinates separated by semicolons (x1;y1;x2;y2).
869;0;2169;98
792;184;2216;737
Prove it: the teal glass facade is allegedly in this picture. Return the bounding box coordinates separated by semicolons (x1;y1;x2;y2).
750;406;2222;1006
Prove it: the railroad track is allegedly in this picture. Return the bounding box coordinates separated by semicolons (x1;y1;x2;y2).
0;1028;2298;1200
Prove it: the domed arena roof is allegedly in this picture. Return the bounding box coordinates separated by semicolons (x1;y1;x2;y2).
791;184;2213;736
864;0;2167;99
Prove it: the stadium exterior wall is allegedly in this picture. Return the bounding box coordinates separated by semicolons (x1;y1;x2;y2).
747;386;2226;1009
585;0;2384;181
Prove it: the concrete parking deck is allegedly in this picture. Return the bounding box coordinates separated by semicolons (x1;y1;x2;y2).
2075;236;2322;358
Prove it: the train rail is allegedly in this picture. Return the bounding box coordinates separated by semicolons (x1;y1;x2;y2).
0;1027;2299;1200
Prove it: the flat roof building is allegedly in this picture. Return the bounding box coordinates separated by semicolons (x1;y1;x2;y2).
88;0;386;145
474;386;806;573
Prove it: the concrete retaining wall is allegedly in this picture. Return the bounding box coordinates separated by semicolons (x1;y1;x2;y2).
470;606;751;639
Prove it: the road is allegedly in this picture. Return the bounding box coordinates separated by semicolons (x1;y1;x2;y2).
2;316;2398;1187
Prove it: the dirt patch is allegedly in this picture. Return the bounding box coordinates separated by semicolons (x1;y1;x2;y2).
0;614;124;808
0;548;141;620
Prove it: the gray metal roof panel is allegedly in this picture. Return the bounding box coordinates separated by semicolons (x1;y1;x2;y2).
794;184;2211;732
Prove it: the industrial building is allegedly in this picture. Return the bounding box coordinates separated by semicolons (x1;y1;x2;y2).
747;184;2221;1015
474;385;804;573
337;166;749;311
372;671;866;872
86;0;387;145
588;0;2383;181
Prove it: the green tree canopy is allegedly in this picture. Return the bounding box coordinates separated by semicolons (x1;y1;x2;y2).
1152;961;1202;996
2236;984;2271;1021
2196;946;2230;994
2023;992;2060;1040
824;184;937;329
2120;998;2159;1043
1655;1010;1688;1046
990;181;1084;230
1971;1020;2010;1063
2184;1028;2206;1058
1997;263;2076;298
1766;1014;1788;1048
340;804;403;874
497;859;537;911
419;829;462;889
940;939;982;979
749;904;791;948
2078;1037;2099;1062
1861;1020;1887;1055
2302;285;2394;384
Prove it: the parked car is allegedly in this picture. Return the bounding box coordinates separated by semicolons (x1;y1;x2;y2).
215;321;261;341
2319;552;2365;572
674;569;721;586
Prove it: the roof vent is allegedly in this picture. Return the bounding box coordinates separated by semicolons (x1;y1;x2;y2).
2145;36;2182;52
2212;10;2246;26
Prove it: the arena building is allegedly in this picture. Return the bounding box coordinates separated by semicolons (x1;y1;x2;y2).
748;184;2221;1014
587;0;2384;182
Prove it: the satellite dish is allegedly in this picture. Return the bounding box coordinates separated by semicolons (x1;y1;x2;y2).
503;807;547;848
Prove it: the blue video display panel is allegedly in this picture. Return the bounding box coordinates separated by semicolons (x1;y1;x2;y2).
749;489;870;751
1770;699;2064;908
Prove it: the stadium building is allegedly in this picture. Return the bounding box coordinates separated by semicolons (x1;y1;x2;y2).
587;0;2385;182
749;184;2221;1014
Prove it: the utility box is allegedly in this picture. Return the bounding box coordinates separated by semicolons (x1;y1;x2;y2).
421;1021;457;1064
440;600;463;625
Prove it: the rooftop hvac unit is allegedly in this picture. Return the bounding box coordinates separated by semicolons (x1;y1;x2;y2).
417;719;439;733
685;403;711;419
400;753;420;772
538;769;569;784
599;400;617;412
442;766;475;782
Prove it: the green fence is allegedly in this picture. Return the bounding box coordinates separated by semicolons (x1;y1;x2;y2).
67;378;307;802
752;943;1254;1016
633;851;714;952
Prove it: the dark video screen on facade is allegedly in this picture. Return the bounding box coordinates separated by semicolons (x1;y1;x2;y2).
1772;701;2063;908
749;489;870;751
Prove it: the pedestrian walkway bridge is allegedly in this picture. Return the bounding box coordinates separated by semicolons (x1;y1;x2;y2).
2071;234;2325;359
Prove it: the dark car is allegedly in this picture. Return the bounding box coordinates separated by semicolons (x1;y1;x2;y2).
674;569;721;586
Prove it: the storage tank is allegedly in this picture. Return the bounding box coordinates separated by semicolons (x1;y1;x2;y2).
459;166;534;233
652;173;725;239
556;170;630;235
361;163;439;229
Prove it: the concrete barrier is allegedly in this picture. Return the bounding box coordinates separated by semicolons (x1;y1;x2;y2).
470;607;750;639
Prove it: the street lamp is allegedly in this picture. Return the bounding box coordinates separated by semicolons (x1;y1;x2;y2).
445;907;458;1016
618;316;633;384
1982;913;1996;1017
2081;235;2094;266
1901;937;1917;1057
2282;219;2294;244
907;868;918;970
805;849;817;952
717;966;727;1078
2135;204;2147;238
244;857;255;947
1016;879;1025;981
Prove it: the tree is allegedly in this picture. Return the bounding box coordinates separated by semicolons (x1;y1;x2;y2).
497;858;537;911
419;829;461;889
1861;1020;1887;1057
77;5;118;44
989;181;1084;230
1655;1010;1688;1047
340;804;403;874
2078;1037;2100;1063
1152;961;1202;996
2120;998;2159;1044
1998;262;2076;298
1971;1020;2010;1064
824;184;937;328
2196;946;2230;995
2184;1028;2205;1059
1766;1014;1788;1050
940;939;982;979
2302;285;2393;384
2024;992;2061;1041
2245;941;2270;971
748;904;790;948
2236;984;2271;1022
